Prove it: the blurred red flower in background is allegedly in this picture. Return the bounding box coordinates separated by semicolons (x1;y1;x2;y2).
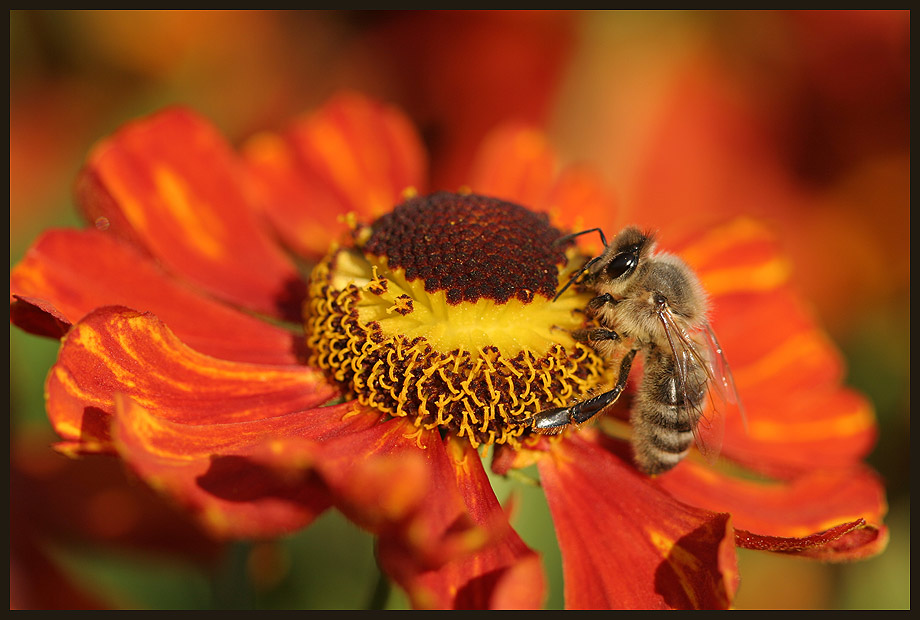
10;93;887;609
551;10;909;338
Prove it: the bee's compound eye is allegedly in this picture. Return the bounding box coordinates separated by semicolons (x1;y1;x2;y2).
605;252;638;279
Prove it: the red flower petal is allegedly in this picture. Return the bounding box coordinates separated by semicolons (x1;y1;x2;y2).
468;124;557;208
243;92;427;259
75;107;305;321
11;229;302;365
111;395;377;538
46;307;338;452
539;436;738;609
721;381;876;477
308;419;543;609
652;458;887;560
309;420;447;542
543;164;619;241
468;124;619;241
409;438;545;610
352;11;576;192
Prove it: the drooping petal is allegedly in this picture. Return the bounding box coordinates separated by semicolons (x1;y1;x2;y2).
411;438;545;610
539;435;738;609
674;219;878;476
651;457;887;561
306;419;449;546
735;519;889;561
11;228;303;365
243;92;427;259
75;107;306;321
308;419;543;609
111;395;378;538
46;307;339;453
9;295;71;338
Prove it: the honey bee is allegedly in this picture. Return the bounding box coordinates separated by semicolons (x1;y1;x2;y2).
533;226;742;475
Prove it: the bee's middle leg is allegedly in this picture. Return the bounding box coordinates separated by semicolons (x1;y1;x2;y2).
572;327;621;345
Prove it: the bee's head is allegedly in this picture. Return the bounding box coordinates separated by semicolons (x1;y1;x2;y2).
588;227;655;293
607;254;709;350
596;233;708;345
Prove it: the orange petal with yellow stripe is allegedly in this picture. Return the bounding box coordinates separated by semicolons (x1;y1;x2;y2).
722;385;876;477
11;229;302;365
75;107;305;321
539;436;738;609
672;220;878;476
243;92;427;259
674;218;793;297
711;287;876;475
309;420;543;609
46;307;339;452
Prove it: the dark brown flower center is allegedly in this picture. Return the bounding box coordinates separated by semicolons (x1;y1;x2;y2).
363;192;567;304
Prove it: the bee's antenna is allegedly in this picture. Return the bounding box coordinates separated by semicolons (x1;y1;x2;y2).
552;228;609;303
554;227;609;248
553;254;603;302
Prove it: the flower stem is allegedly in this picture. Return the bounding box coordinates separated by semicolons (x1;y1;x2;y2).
365;566;391;610
211;541;255;610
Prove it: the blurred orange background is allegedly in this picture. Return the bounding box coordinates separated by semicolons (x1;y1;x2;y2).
10;10;909;610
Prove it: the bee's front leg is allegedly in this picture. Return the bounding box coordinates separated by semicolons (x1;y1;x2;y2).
587;293;618;313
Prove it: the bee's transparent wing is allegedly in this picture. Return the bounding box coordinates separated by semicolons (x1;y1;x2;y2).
701;323;746;424
658;313;738;464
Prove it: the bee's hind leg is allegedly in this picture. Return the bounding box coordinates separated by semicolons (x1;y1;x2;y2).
532;349;637;432
530;406;572;433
